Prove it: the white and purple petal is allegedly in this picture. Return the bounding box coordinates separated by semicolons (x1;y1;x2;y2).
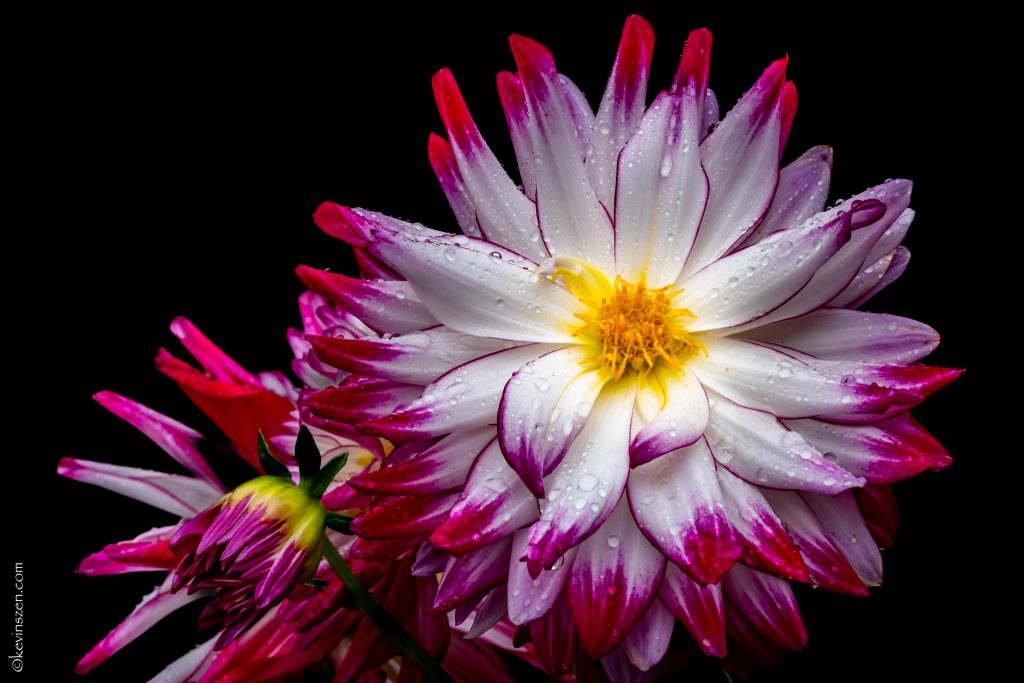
524;378;636;576
567;498;667;657
627;439;739;584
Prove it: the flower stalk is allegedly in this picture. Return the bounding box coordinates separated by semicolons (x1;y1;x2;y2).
323;541;455;683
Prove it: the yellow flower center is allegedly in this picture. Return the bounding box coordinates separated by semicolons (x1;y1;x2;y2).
543;257;705;381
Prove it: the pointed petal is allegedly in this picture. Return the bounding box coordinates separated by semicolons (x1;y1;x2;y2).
568;498;666;657
349;493;459;540
498;345;606;496
295;266;439;335
678;212;851;331
722;564;806;651
682;59;788;277
432;68;545;260
745;145;832;241
506;529;577;625
715;467;809;582
427;133;483;238
351;427;494;495
621;599;674;671
496;70;538;201
630;365;709;466
659;564;726;656
368;227;584;343
801;491;883;586
703;394;864;495
94;392;223;489
762;489;868;595
746;309;940;364
854;483;899;548
301;375;423;425
361;345;553;443
78;526;180;576
614;88;708;287
600;647;659;683
528;592;578;677
77;579;207;674
308;327;520;385
589;15;657;210
524;378;636;575
509;34;614;272
628;439;739;583
843;245;912;309
156;325;295;471
433;537;512;614
58;458;222;517
785;414;951;483
431;439;539;554
692;337;924;420
737;180;912;327
442;636;517;683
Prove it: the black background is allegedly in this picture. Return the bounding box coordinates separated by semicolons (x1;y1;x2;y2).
14;2;1002;681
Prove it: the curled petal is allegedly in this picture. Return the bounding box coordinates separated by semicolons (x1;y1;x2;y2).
77;578;208;674
499;345;606;496
630;365;709;466
621;599;674;672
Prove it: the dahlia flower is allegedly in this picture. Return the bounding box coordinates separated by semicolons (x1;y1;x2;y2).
301;15;959;677
61;309;529;682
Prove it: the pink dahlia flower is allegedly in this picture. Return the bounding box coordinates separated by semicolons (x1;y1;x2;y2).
60;310;530;682
302;15;960;677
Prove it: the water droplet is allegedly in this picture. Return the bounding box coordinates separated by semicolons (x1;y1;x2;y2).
607;535;621;548
443;248;457;262
659;156;673;177
577;473;599;492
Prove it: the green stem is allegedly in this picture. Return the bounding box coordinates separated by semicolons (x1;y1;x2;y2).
323;541;454;683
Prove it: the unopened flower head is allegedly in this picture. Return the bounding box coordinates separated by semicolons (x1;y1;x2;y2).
170;474;327;647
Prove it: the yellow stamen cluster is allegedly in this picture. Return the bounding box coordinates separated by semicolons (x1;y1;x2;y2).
544;257;704;381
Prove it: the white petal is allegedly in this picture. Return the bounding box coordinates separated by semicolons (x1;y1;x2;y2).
614;89;707;287
678;216;850;332
704;393;864;495
369;229;584;343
